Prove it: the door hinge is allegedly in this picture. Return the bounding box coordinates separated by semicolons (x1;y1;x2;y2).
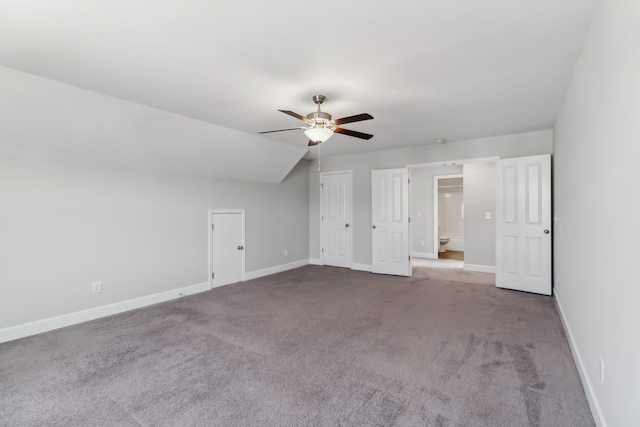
408;217;411;223
321;183;324;189
409;256;411;261
322;248;324;253
322;215;324;220
212;272;214;279
408;178;410;184
211;224;214;230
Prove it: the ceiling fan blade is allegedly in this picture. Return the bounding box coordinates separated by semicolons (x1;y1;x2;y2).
278;110;311;123
333;127;374;140
258;127;306;134
333;113;373;126
308;140;320;147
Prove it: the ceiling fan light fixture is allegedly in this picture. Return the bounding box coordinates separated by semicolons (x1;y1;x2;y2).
259;95;373;144
304;127;334;143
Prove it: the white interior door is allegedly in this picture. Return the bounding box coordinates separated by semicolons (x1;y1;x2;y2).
496;155;551;295
210;210;245;288
321;172;352;268
372;168;411;276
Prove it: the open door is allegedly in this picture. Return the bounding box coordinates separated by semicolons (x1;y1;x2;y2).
496;155;551;295
372;168;411;276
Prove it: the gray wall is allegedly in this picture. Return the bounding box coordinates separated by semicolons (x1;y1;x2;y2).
0;157;309;329
463;162;496;268
309;130;553;265
553;0;640;425
410;165;463;256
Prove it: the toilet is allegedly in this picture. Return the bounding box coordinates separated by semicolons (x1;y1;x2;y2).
439;237;450;253
438;225;449;253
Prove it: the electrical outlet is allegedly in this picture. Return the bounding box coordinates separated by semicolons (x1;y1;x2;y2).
284;249;288;257
420;240;425;247
485;212;491;220
92;281;102;294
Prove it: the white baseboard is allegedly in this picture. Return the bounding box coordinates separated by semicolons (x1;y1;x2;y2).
244;259;309;281
463;264;496;273
309;258;322;266
351;263;372;272
555;296;606;427
411;252;437;259
0;282;210;344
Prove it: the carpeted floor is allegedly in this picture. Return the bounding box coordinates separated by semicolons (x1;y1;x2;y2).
0;265;594;426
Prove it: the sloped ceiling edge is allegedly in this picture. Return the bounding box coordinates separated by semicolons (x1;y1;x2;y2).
0;66;308;184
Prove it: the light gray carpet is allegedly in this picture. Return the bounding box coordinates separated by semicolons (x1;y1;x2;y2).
0;265;594;426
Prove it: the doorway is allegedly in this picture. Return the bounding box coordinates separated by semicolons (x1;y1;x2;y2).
434;174;464;263
407;157;497;272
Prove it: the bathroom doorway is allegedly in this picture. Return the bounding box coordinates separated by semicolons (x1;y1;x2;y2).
434;174;464;261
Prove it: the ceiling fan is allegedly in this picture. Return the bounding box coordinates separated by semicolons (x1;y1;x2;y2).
259;95;374;146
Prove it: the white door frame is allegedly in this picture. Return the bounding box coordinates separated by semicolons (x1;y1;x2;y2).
407;157;500;169
208;209;245;289
433;173;464;256
319;170;353;267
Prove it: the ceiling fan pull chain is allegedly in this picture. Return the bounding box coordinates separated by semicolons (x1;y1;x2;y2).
317;142;322;172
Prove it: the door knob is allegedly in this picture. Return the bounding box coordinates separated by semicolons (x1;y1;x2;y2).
544;230;550;234
372;225;377;229
237;245;244;250
345;223;350;228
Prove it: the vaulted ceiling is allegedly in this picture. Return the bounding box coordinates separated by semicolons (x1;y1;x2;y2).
0;0;597;181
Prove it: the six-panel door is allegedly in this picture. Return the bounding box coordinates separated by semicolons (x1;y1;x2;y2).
496;155;551;295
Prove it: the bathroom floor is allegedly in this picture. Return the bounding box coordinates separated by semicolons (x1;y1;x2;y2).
438;250;464;260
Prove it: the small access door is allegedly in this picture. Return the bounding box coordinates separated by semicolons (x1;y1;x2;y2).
321;171;352;268
372;168;411;276
496;155;551;295
210;209;245;288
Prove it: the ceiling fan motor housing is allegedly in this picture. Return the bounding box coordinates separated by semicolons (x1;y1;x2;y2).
307;111;332;125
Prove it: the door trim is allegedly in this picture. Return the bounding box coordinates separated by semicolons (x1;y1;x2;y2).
208;209;245;289
407;156;500;169
319;170;353;268
433;173;464;257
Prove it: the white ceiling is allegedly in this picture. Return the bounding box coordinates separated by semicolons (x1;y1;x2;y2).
0;0;597;163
